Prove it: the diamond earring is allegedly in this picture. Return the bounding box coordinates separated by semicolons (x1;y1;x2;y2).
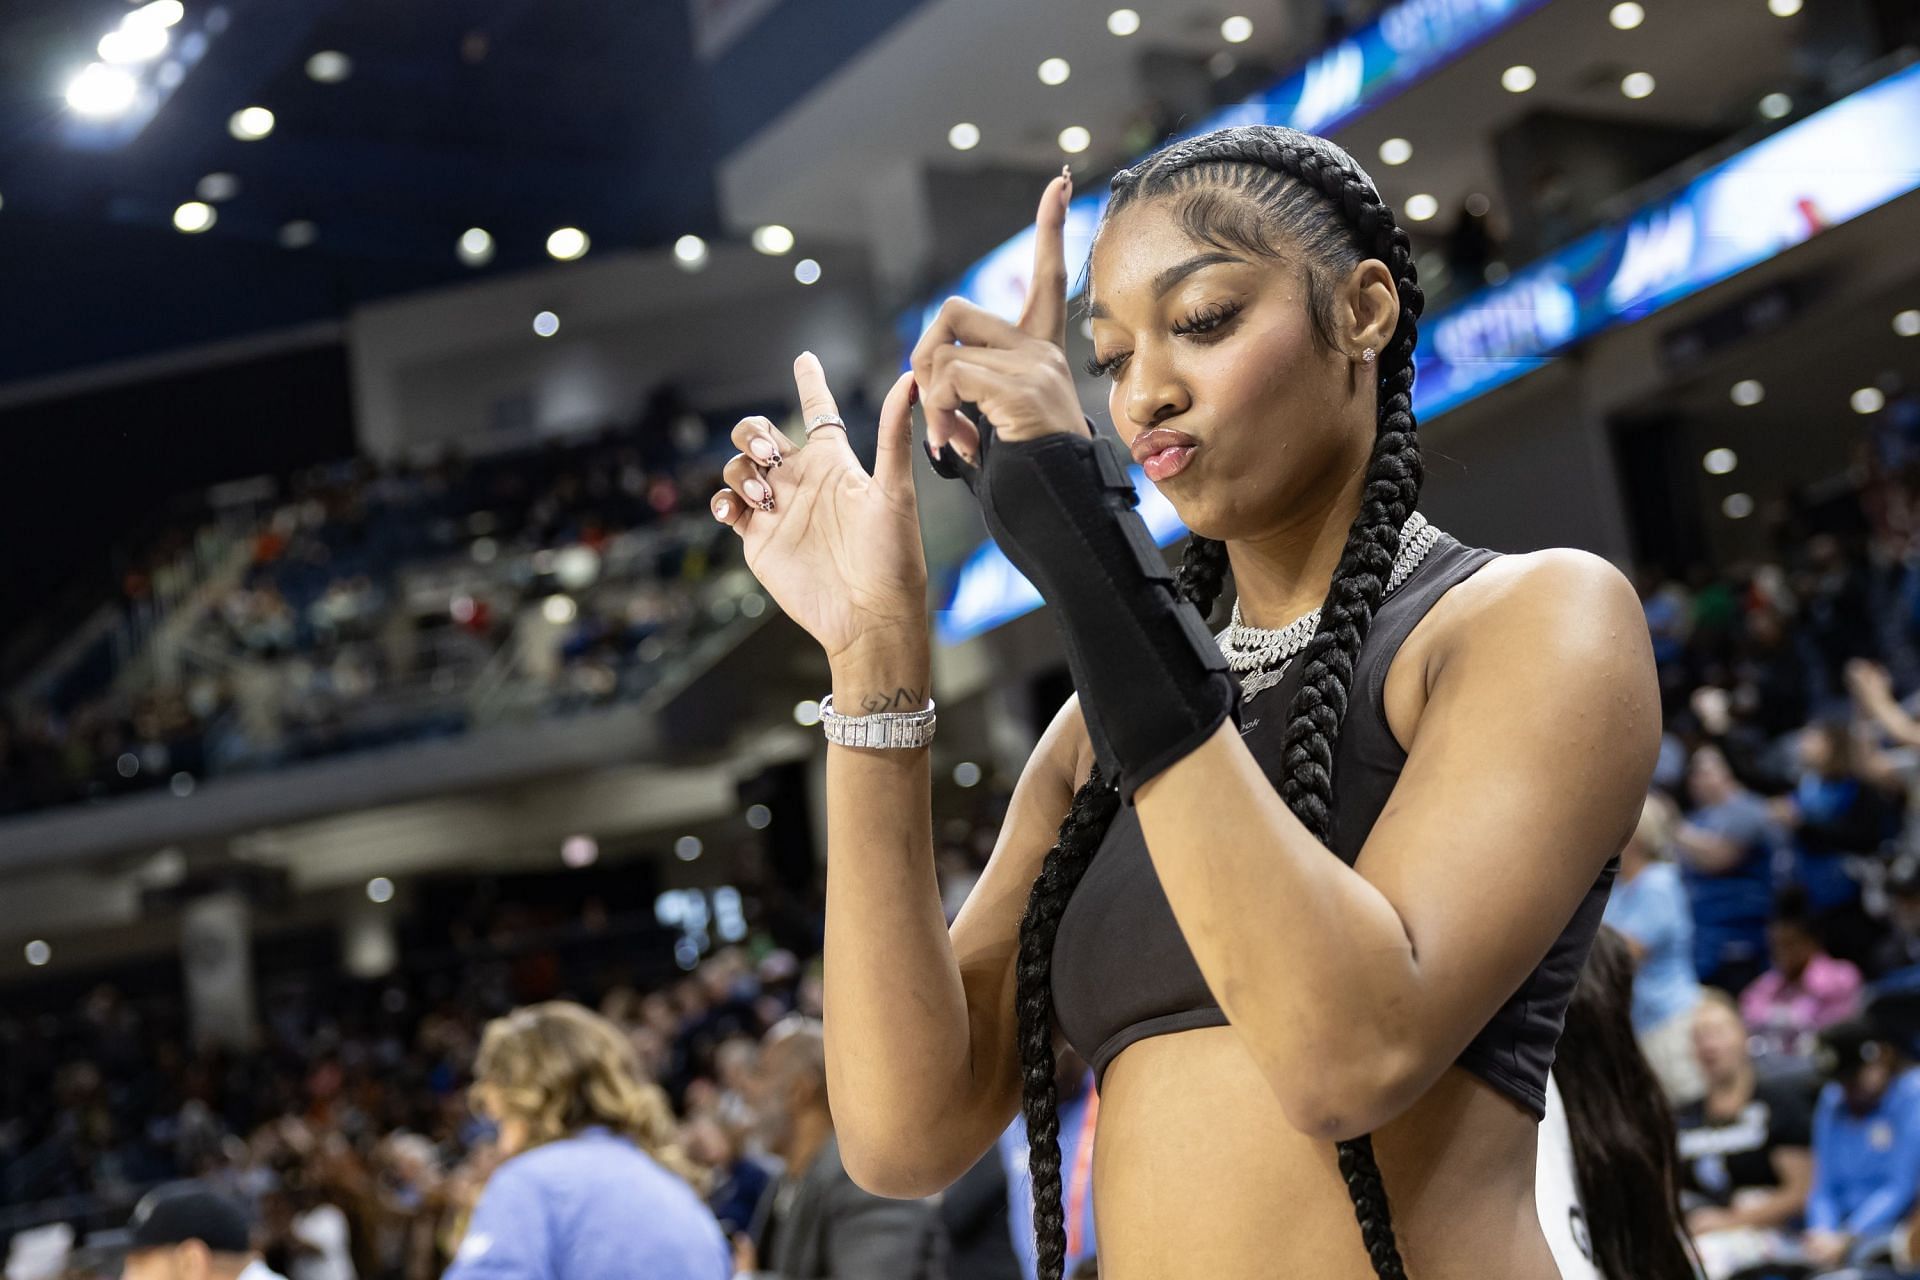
1361;346;1377;364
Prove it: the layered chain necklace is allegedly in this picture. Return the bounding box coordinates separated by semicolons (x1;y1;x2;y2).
1215;510;1443;702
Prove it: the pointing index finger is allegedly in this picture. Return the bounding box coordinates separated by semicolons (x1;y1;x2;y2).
1017;166;1072;349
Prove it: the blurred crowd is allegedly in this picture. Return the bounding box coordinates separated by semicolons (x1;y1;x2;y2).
0;391;761;818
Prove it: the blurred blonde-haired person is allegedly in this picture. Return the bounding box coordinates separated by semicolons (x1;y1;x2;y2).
446;1001;731;1280
1602;789;1708;1104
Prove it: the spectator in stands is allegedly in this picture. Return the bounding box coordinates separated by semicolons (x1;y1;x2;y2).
1874;858;1920;978
1742;888;1865;1061
449;1002;729;1280
997;1051;1098;1280
1675;745;1782;993
1675;991;1815;1279
681;1113;771;1241
1771;718;1897;966
735;1016;946;1280
1802;1018;1920;1271
118;1182;283;1280
1603;789;1707;1103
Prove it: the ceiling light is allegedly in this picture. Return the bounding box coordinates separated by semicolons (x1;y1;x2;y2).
278;220;317;249
1609;2;1645;29
1379;137;1412;166
99;23;168;63
546;227;589;261
24;940;50;967
1722;493;1754;519
948;121;980;150
794;258;821;285
196;172;239;202
172;201;215;233
1621;71;1656;99
1058;125;1091;154
1038;57;1070;86
1759;92;1792;119
1404;193;1438;221
1221;15;1253;42
1465;192;1491;217
1768;0;1802;15
1107;9;1140;36
67;64;138;118
1501;64;1536;93
229;106;275;140
457;227;494;266
562;835;599;868
1853;387;1887;415
533;311;560;338
127;0;184;28
953;761;983;787
1893;309;1920;338
675;836;704;862
1730;379;1765;406
673;234;708;268
793;699;821;726
306;51;352;83
366;877;394;904
1703;447;1738;475
752;224;794;255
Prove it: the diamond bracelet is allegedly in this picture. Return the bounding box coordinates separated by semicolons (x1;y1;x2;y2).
818;694;937;749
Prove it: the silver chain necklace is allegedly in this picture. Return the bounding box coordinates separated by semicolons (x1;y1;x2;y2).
1215;510;1443;702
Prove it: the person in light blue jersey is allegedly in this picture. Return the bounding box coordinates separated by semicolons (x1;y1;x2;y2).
446;1002;730;1280
1801;1018;1920;1273
1603;788;1706;1103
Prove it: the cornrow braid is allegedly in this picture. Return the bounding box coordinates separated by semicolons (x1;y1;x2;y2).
1011;123;1427;1280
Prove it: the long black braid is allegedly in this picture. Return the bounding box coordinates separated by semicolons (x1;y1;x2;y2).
1011;124;1426;1280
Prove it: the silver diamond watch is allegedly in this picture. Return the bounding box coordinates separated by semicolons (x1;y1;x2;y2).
818;694;937;749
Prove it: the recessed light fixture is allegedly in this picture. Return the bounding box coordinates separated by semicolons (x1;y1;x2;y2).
67;63;139;118
458;227;494;266
546;227;589;261
1722;493;1754;519
948;121;980;150
1853;386;1887;415
533;311;560;338
1703;447;1738;475
1379;137;1412;166
306;50;352;82
1730;379;1765;406
794;258;821;285
1404;193;1439;221
1609;2;1645;29
196;172;239;202
1894;309;1920;338
1107;9;1140;36
1465;193;1491;217
1621;71;1656;99
278;220;317;249
1058;125;1091;154
1768;0;1802;16
229;106;275;140
173;201;215;233
1038;57;1070;86
366;876;394;903
1759;92;1792;119
673;234;708;270
1501;64;1536;93
24;940;50;967
752;224;794;255
1221;15;1253;42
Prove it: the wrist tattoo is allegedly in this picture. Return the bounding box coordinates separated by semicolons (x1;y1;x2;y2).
855;686;928;714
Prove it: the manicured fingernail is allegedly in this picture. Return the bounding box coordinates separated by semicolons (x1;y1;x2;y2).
713;497;732;520
745;479;772;509
750;438;779;465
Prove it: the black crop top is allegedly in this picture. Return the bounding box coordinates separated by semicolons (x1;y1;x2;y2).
1049;529;1616;1120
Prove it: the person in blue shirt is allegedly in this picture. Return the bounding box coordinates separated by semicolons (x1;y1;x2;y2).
1674;746;1782;995
1603;789;1706;1103
447;1001;731;1280
1802;1018;1920;1272
997;1052;1098;1280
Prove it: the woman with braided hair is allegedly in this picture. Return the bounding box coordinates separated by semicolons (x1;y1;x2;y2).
707;124;1660;1279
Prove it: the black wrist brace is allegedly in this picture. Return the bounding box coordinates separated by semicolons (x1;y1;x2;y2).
929;408;1239;805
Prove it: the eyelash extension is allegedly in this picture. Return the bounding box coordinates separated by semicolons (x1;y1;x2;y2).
1083;299;1244;379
